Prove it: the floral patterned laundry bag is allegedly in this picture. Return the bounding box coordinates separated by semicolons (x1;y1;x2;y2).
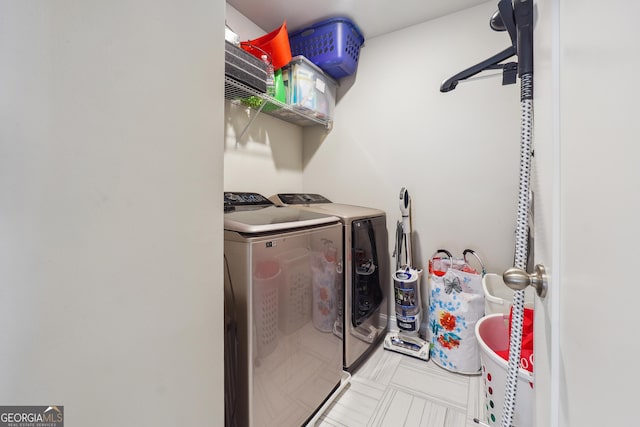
310;242;338;333
428;249;485;374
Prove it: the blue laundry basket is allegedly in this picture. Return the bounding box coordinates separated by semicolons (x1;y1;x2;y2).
289;17;364;79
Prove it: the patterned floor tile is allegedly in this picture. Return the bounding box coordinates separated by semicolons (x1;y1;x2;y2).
313;344;487;427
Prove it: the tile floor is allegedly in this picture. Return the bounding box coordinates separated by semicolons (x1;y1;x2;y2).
315;344;485;427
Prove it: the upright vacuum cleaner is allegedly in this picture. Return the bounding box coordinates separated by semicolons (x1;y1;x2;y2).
383;188;430;360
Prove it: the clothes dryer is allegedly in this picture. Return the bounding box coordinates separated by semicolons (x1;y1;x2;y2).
224;192;344;427
270;193;389;372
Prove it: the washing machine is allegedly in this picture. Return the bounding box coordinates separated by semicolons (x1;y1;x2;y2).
223;192;344;427
270;193;389;372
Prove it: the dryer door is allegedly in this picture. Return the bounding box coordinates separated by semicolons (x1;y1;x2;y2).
351;218;384;326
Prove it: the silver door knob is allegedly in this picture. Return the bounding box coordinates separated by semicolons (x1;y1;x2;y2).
503;264;548;298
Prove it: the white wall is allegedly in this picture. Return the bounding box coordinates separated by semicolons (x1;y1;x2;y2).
303;1;521;274
224;5;306;196
0;1;225;425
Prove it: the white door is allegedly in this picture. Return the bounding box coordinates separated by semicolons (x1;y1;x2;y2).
533;1;640;426
530;1;556;425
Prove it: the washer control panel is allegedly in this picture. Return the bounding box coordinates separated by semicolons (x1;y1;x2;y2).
224;192;272;210
276;193;332;205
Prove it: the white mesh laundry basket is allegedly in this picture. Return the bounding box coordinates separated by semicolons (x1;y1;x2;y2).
482;273;534;315
253;260;281;359
277;248;312;334
475;314;534;427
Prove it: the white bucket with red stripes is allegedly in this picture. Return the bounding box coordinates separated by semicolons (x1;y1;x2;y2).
475;314;534;427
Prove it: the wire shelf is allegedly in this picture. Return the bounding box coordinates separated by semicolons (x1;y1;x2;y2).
225;76;332;129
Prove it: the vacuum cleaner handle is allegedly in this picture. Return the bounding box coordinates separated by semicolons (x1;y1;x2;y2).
399;187;411;235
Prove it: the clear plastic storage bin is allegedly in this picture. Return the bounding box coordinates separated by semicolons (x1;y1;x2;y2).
282;55;338;120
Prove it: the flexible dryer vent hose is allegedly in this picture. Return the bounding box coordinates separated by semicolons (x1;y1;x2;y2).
501;71;533;427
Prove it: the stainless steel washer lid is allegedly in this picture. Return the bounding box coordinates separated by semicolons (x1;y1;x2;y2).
224;205;339;233
303;203;385;221
270;193;385;222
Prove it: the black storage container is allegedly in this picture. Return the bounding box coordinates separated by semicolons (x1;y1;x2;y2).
225;41;267;94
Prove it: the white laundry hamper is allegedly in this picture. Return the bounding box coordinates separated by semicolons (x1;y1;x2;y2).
475;314;534;427
482;273;534;315
253;259;281;359
277;248;312;334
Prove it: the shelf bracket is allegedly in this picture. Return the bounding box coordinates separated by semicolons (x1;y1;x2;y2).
236;99;267;144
